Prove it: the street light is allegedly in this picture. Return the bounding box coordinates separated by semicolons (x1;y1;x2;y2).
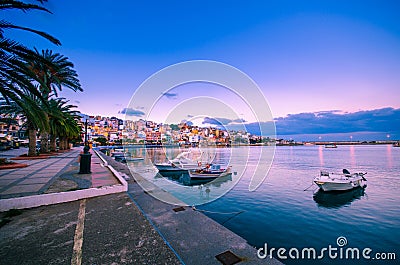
84;119;88;146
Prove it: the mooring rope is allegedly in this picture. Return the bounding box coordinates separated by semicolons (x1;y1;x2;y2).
303;181;316;191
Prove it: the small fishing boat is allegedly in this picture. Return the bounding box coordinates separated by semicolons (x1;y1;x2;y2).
314;169;367;191
393;141;400;147
155;151;200;172
189;164;232;180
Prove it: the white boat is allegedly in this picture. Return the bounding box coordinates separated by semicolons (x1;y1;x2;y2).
314;169;367;191
155;151;200;172
189;164;232;179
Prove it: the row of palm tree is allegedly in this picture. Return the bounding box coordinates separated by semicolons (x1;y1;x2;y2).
1;0;83;156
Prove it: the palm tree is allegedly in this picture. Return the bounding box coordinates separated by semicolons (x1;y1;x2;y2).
0;87;49;156
0;0;61;102
59;115;81;151
1;1;83;154
27;49;82;153
46;98;81;152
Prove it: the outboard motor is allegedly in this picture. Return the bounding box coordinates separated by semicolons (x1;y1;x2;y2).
343;169;351;175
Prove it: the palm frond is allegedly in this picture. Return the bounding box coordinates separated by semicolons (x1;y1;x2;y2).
0;20;61;45
0;0;50;13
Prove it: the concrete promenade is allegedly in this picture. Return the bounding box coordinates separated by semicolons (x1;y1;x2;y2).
0;147;281;265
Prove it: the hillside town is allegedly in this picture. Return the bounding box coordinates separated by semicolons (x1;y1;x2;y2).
77;115;268;147
0;111;274;150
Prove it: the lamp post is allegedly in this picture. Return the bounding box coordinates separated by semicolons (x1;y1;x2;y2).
84;119;88;146
79;118;91;173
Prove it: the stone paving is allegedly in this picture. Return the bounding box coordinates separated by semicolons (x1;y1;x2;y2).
0;148;118;199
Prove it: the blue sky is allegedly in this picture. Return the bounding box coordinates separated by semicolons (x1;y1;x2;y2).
3;1;400;139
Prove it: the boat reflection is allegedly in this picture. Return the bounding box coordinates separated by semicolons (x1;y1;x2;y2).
313;187;366;209
157;171;232;187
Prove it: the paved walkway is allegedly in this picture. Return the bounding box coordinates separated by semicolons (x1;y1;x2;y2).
0;148;118;199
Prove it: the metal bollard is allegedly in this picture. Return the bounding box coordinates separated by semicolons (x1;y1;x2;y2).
79;146;92;174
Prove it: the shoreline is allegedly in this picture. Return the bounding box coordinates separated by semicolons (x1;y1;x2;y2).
93;140;399;150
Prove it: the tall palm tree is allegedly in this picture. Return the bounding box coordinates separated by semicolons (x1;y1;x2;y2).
1;1;83;155
0;0;61;102
27;49;82;153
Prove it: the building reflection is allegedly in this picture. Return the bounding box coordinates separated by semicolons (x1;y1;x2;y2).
318;145;324;167
349;145;356;168
387;144;393;168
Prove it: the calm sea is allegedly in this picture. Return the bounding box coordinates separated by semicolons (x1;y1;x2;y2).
125;145;400;264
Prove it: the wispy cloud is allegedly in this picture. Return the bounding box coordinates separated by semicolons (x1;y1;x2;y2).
161;92;178;99
118;108;145;117
74;100;81;104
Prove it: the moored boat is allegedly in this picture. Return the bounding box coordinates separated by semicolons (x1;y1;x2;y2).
189;164;232;179
314;169;367;191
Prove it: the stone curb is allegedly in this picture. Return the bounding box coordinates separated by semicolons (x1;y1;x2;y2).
0;150;128;212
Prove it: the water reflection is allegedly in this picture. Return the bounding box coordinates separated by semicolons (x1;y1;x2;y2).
349;145;356;168
313;187;366;209
387;145;393;168
318;145;324;166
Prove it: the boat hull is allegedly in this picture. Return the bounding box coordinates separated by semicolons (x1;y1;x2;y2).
314;180;365;191
189;171;232;179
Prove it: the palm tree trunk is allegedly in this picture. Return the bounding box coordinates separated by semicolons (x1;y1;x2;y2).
27;123;37;157
59;137;65;150
50;134;57;152
59;137;63;150
40;132;49;153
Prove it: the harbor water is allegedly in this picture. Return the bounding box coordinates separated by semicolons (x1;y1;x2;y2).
123;145;399;264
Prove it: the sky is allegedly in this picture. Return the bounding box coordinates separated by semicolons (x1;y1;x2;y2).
3;0;400;139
